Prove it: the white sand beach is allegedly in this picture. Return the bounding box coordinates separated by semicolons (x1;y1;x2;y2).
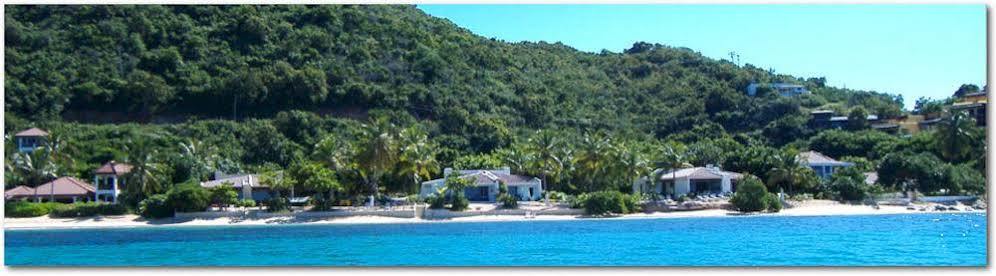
3;200;983;230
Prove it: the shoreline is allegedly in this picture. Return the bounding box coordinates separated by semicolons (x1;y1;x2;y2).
4;201;984;231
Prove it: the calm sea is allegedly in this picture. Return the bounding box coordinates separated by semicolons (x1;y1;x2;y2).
4;213;987;266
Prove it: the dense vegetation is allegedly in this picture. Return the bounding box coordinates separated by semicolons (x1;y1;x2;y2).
4;5;985;214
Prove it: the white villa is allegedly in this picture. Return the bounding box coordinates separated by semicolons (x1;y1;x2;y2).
633;165;743;197
200;173;271;202
747;83;810;97
419;167;543;202
798;151;853;179
93;161;133;203
14;127;48;153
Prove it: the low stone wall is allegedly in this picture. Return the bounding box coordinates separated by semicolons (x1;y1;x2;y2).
421;208;584;219
175;205;584;221
175;208;417;220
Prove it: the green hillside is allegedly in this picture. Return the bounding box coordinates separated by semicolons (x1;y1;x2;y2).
7;5;980;204
6;5;900;132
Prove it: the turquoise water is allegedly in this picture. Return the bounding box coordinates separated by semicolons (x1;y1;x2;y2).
4;213;987;266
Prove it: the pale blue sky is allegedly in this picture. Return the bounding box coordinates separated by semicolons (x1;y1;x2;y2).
418;5;986;110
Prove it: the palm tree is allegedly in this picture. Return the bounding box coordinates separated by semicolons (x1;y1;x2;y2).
527;130;563;202
934;111;981;163
260;169;297;199
766;149;812;194
313;134;355;170
655;142;688;196
354;118;400;206
617;142;651;195
397;127;439;195
178;139;218;181
42;134;73;169
124;136;168;199
574;132;612;192
442;172;474;199
11;147;59;187
497;143;533;176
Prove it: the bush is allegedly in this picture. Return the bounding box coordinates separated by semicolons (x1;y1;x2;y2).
582;190;639;215
566;193;588;209
267;197;290;212
209;184;239;207
139;194;173;219
5;201;59;218
167;183;211;213
427;194;446;209
449;194;469;211
546;191;568;201
309;194;335;211
764;193;782;212
730;177;770;212
831;176;868;201
497;193;518;209
236;199;256;207
50;202;127;218
677;195;690;203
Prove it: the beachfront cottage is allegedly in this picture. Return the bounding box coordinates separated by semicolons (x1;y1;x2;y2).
14;127;48;153
5;185;36;201
633;165;743;198
200;174;271;202
4;177;95;203
797;151;853;179
419;168;543;202
93;161;133;203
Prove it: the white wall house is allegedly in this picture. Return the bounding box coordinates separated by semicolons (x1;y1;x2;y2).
798;151;853;179
200;174;272;202
93;161;133;203
747;83;810;97
419;167;543;202
14;128;48;153
633;166;743;198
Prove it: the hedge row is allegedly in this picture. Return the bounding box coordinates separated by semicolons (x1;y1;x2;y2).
5;201;126;218
50;202;128;218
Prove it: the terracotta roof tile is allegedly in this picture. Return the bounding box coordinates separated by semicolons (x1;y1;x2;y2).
14;128;48;137
32;177;95;196
5;185;36;198
94;161;133;175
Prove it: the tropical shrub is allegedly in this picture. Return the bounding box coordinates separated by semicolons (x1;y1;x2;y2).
309;193;335;211
4;201;59;218
677;195;691;203
449;194;470;211
427;195;446;209
139;194;173;219
237;199;257;207
267;197;290;212
582;190;639;215
566;193;588;209
944;164;985;195
166;183;211;213
764;193;782;212
730;176;771;212
209;184;239;207
50;202;127;218
498;193;518;209
546;191;568;201
830;176;868;202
